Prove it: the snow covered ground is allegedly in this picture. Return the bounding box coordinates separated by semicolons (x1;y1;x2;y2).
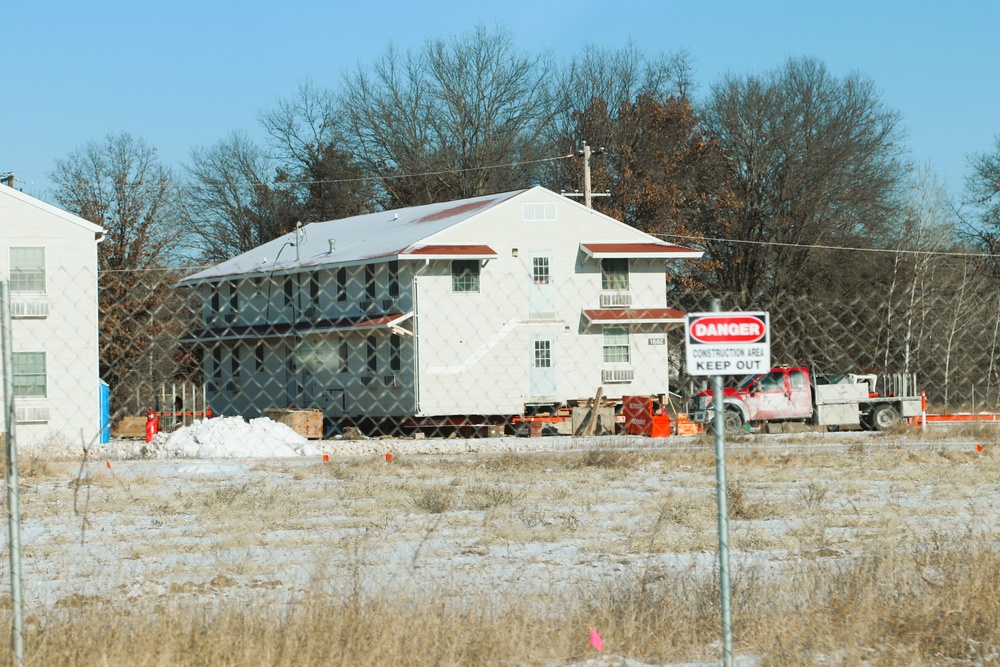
4;418;997;666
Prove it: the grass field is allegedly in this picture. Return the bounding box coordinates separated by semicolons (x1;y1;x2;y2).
1;427;998;665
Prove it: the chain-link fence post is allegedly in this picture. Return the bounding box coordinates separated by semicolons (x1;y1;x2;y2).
1;280;25;667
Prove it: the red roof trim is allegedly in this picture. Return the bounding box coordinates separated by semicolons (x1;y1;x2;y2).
583;308;687;323
581;242;701;256
407;244;497;256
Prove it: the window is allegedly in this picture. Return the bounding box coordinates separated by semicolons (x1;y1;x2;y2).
521;203;557;223
388;260;399;297
390;334;401;372
603;328;630;364
309;274;320;307
229;282;239;313
601;258;629;291
367;336;377;372
13;352;46;397
790;370;806;389
534;339;551;368
10;247;45;292
757;371;785;391
212;346;222;378
210;286;220;312
283;277;294;309
452;260;480;293
254;344;265;373
336;268;347;302
365;264;376;299
231;346;241;380
532;256;550;285
338;339;349;374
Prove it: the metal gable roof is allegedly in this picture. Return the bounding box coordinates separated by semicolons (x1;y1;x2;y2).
0;185;106;238
177;189;526;286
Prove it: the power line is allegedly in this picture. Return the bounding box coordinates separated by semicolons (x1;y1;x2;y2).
655;233;996;259
202;153;577;189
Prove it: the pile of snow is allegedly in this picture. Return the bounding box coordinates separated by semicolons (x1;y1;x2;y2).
149;416;321;459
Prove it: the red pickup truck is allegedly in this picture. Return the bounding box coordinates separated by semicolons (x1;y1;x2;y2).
688;366;923;435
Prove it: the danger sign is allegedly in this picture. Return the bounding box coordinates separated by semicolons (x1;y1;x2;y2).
685;311;770;376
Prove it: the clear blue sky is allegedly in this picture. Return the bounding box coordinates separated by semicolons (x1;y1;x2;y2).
3;0;997;202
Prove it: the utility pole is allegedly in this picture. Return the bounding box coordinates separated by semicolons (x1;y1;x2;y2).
561;142;609;209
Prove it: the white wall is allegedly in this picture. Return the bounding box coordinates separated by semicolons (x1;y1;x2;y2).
413;190;679;416
0;191;101;449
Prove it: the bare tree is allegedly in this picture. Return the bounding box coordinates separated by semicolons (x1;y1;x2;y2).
51;132;180;271
965;134;1000;272
700;57;908;299
339;25;560;206
50;133;192;416
183;131;301;262
260;80;377;222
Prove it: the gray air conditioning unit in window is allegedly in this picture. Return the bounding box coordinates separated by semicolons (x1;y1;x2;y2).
383;374;399;387
382;299;395;311
11;300;49;318
361;375;377;387
601;368;635;383
600;292;632;308
304;306;318;319
224;312;237;324
359;300;374;311
15;405;50;423
225;381;239;392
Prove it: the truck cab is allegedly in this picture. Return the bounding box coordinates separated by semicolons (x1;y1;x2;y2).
690;367;813;433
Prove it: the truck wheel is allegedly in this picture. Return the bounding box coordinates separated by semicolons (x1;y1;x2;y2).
723;409;744;436
870;404;900;431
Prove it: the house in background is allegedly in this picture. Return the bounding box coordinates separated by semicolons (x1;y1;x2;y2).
0;184;104;448
177;186;702;432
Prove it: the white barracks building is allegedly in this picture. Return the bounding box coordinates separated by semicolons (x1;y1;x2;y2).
177;186;702;431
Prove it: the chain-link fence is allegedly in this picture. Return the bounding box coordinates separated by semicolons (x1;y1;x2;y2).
5;255;1000;451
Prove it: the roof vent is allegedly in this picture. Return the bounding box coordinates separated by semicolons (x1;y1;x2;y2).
328;239;336;254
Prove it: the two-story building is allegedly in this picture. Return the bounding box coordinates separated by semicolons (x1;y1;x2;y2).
1;184;104;448
177;186;701;432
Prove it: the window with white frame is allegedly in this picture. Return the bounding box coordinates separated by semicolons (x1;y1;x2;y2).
603;328;630;364
521;203;557;223
532;256;550;284
534;339;551;368
10;247;45;292
452;260;480;292
601;258;629;291
13;352;46;397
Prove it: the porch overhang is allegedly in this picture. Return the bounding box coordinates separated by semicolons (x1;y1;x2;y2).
580;242;703;259
181;312;414;343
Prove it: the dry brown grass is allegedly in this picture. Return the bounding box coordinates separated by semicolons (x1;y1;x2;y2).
0;538;995;666
4;434;1000;665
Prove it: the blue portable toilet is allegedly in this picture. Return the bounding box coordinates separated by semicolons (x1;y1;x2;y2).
99;380;110;444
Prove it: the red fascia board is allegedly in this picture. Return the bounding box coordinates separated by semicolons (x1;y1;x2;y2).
405;244;498;258
583;308;687;323
581;242;702;258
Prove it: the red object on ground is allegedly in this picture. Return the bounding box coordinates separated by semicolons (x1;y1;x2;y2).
145;409;158;443
623;396;671;437
385;453;393;463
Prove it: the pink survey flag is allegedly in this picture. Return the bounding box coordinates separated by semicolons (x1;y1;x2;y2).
590;629;603;652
